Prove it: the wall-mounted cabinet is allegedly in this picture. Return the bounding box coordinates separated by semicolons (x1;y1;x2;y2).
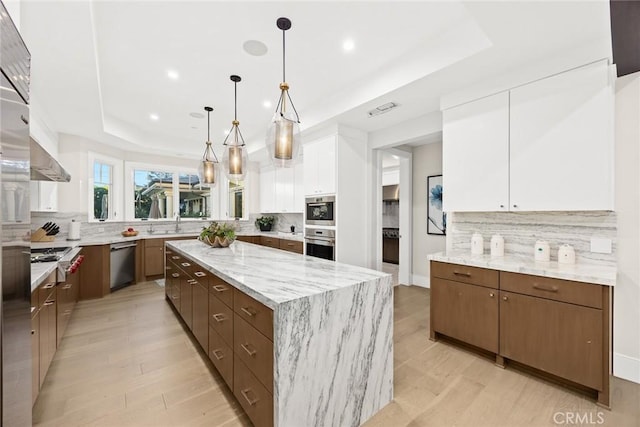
259;161;303;213
443;60;613;212
30;181;58;212
304;136;336;196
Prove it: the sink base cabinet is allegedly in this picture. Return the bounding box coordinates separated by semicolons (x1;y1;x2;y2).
430;261;611;407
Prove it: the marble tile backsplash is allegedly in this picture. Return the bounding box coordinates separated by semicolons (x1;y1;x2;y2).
449;211;616;267
31;212;302;240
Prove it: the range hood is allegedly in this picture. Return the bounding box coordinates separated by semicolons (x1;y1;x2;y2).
30;138;71;182
383;185;399;201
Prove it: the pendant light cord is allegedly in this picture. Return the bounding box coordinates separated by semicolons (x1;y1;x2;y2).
207;109;210;141
282;29;286;82
234;81;238;121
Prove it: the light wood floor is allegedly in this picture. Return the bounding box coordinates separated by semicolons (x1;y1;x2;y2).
34;283;640;427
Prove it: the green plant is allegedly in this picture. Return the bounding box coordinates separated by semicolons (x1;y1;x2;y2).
255;216;276;228
200;222;236;241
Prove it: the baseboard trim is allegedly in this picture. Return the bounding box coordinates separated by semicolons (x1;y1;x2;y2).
614;352;640;384
411;274;430;288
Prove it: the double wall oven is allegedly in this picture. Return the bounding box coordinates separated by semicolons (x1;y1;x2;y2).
305;196;336;261
305;196;335;226
305;228;335;261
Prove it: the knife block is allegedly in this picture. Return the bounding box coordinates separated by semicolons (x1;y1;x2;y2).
31;228;55;242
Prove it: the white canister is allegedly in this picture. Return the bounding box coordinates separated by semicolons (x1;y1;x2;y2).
68;219;81;241
558;244;576;265
490;234;504;257
534;240;550;262
471;233;484;255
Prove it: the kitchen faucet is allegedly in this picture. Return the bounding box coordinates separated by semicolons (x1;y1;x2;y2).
147;223;154;234
175;215;181;233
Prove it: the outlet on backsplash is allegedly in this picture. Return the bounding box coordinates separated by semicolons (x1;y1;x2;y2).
591;237;612;254
98;227;105;233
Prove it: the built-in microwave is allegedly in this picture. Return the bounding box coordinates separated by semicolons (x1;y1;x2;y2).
305;195;335;226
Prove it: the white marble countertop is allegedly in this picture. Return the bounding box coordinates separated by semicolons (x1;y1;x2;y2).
167;239;388;309
428;251;616;286
31;262;57;292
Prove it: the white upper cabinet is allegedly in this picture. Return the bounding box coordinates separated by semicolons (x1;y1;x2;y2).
509;61;613;211
443;91;510;212
259;161;304;213
259;166;276;213
30;181;58;212
442;60;613;212
304;136;336;196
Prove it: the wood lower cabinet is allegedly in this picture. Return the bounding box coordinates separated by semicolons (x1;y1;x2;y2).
79;244;110;300
259;236;280;249
191;280;209;351
279;238;303;254
38;279;57;389
430;261;611;407
234;355;274;427
31;310;40;406
179;277;193;329
144;238;165;278
208;327;234;389
431;278;498;353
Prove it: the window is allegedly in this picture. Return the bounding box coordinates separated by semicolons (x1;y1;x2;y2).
125;162;214;221
228;180;245;219
88;152;123;222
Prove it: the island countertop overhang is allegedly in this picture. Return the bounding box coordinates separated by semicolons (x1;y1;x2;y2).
166;239;389;309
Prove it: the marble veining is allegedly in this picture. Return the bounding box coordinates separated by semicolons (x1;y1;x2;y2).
167;240;389;308
450;211;616;267
30;262;57;291
170;239;393;427
429;251;615;286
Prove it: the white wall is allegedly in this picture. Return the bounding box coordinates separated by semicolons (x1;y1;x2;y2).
411;141;445;288
614;72;640;383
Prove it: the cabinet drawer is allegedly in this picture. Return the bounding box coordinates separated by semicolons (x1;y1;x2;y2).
209;327;233;390
209;275;233;308
167;252;183;265
144;238;165;248
431;261;499;289
279;239;303;254
234;314;273;393
31;287;39;317
259;236;280;249
234;289;273;341
500;272;602;309
209;293;233;346
233;355;273;427
38;282;56;306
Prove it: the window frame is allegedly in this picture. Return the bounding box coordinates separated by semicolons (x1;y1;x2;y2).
88;152;123;222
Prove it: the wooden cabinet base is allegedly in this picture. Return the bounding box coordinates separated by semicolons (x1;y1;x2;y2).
233;355;273;427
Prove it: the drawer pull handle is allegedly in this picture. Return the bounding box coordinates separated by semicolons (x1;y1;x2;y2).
240;307;256;317
43;284;55;289
453;271;471;277
44;301;55;306
489;292;495;298
212;349;224;360
171;256;180;260
194;271;206;278
240;388;259;406
62;284;72;290
502;296;508;301
172;273;180;278
240;343;257;357
212;313;226;322
181;262;191;267
188;279;197;285
212;285;227;292
532;284;558;293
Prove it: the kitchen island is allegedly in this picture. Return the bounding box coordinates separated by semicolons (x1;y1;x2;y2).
165;239;393;427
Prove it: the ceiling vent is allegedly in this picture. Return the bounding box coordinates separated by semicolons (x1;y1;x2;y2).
367;102;399;118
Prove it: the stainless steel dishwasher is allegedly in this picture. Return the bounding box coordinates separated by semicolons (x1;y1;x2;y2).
110;242;136;290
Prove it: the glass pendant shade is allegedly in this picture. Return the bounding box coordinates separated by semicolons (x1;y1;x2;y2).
198;141;217;187
266;111;300;167
222;125;248;182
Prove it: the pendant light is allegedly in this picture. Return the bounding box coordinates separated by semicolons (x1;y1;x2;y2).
266;17;301;168
222;75;248;183
198;106;218;186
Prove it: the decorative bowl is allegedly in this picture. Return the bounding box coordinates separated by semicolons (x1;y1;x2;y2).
121;230;139;237
199;235;234;248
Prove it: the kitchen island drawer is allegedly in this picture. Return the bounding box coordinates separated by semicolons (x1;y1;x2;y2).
234;288;273;341
209;275;234;308
209;293;233;345
234;355;273;427
234;314;273;393
431;261;499;289
279;239;303;254
500;271;602;309
209;327;233;389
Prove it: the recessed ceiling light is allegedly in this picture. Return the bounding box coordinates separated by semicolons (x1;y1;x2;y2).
190;112;205;119
263;100;272;109
243;40;268;57
167;70;179;80
149;114;159;121
343;39;355;52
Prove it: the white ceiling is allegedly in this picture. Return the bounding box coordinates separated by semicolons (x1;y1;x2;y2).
19;0;612;159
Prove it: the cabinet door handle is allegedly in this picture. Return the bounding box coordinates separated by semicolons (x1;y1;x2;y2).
212;349;224;360
43;284;55;289
513;204;518;208
171;273;179;278
171;256;180;260
194;271;206;278
240;388;259;406
502;296;508;301
44;301;55;306
453;271;471;277
31;330;36;335
500;204;504;208
212;285;227;293
62;284;72;290
181;262;191;267
240;343;257;357
489;292;495;298
212;313;226;322
187;279;197;285
240;307;256;317
532;284;558;293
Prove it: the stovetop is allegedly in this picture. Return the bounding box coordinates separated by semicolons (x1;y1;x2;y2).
382;228;399;239
30;247;72;263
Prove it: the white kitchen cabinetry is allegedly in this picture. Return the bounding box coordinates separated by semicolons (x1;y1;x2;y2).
260;161;304;213
442;92;509;212
304;136;336;196
442;60;613;212
509;61;613;211
30;181;58;212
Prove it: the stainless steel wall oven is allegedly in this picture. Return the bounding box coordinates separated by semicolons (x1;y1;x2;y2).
305;195;335;226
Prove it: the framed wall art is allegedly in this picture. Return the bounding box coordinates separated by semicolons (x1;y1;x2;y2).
427;174;446;235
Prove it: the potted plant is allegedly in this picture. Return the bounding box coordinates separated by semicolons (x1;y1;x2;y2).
199;222;236;247
255;215;275;232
